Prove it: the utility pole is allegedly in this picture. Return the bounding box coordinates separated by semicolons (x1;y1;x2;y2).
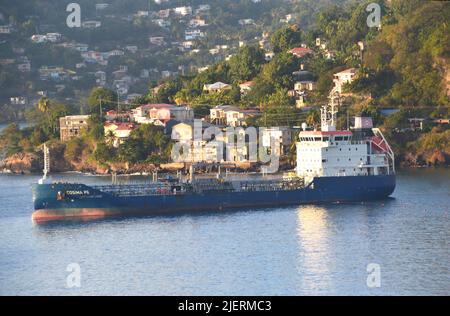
347;107;350;131
117;90;120;122
99;97;103;118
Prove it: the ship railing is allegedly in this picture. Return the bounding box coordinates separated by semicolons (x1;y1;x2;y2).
237;179;305;192
192;181;234;193
90;184;188;197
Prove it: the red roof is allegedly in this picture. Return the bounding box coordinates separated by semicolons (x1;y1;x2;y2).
288;47;313;58
104;122;138;130
115;123;138;131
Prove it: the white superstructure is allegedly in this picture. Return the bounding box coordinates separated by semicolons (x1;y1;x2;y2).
296;97;394;182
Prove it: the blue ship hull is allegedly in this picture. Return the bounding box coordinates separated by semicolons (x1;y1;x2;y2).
31;175;395;221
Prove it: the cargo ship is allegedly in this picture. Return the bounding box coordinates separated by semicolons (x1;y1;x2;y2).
31;99;395;222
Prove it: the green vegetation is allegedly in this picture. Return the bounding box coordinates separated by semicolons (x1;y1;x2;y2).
87;88;118;114
1;0;449;170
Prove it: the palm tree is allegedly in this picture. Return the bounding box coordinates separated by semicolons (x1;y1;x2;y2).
153;132;165;155
37;97;50;113
105;131;115;147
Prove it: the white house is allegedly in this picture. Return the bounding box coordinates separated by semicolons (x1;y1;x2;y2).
45;33;62;42
209;105;259;127
173;6;192;16
185;29;205;40
104;122;138;147
294;81;316;92
0;25;13;34
239;19;254;26
332;68;358;94
261;127;292;155
203;82;231;93
132;104;194;125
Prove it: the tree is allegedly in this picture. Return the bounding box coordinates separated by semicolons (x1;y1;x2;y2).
37;97;50;113
228;45;265;83
64;137;84;162
0;123;23;157
118;124;172;163
26;99;70;139
249;52;298;105
271;26;302;53
86;114;104;141
87;87;117;114
94;142;115;164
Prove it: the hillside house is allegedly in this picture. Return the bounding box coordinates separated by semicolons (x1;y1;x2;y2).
333;68;358;94
294;81;316;93
132;104;194;125
104;122;138;147
203;82;231;93
59;115;90;142
288;47;313;58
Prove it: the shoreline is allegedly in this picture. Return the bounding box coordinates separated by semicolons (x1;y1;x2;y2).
2;164;448;176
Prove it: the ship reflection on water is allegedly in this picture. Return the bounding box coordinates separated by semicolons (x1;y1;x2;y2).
295;206;333;291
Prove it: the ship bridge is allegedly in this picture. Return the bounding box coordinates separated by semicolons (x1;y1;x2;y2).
296;98;394;180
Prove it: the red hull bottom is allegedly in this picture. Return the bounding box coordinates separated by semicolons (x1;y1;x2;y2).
31;209;119;222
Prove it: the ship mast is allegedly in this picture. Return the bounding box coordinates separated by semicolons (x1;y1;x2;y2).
321;92;340;131
39;144;50;184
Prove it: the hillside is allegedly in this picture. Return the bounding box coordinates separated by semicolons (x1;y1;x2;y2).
0;0;352;122
0;0;449;172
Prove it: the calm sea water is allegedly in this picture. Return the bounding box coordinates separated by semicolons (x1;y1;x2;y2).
0;169;448;295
